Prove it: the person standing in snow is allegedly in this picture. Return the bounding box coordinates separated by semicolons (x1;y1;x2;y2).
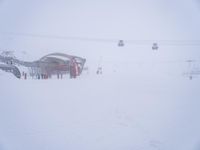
70;58;79;78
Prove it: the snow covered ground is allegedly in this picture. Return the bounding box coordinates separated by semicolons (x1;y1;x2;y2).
1;0;200;150
0;61;200;150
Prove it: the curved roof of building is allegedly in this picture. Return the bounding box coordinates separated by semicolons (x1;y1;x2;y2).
39;53;86;64
40;53;73;61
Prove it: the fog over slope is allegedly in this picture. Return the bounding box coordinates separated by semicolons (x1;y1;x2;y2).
0;0;200;150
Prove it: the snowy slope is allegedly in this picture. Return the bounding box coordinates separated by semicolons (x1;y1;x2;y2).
0;0;200;150
0;70;200;150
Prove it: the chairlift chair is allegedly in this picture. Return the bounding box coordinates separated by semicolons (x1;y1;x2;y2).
152;43;158;50
118;40;124;47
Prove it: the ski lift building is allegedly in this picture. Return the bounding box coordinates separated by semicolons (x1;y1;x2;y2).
29;53;86;78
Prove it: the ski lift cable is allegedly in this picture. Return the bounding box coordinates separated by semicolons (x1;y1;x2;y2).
2;32;200;46
1;32;117;43
126;40;200;46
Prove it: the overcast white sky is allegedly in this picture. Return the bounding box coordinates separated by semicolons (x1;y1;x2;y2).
0;0;200;38
0;0;200;63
